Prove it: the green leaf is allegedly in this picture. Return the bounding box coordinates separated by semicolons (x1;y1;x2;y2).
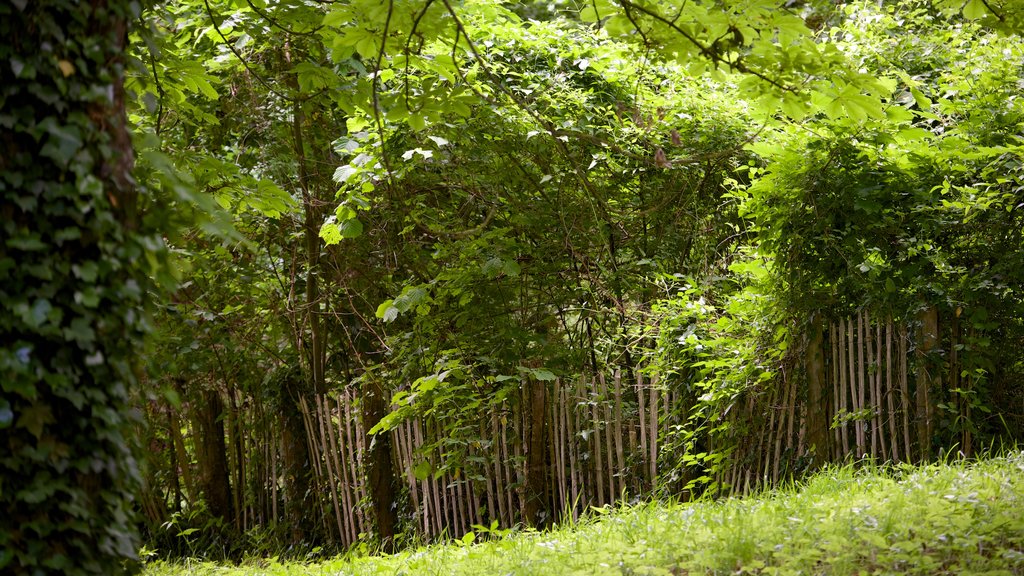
375;299;399;322
347;116;370;132
408;114;427;131
73;263;99;284
7;234;47;251
503;260;521;277
16;402;53;439
334;164;359;184
40;122;82;167
26;299;52;329
75;287;101;308
413;461;431;481
895;128;934;143
355;34;379;60
910;87;932;110
0;403;13;429
519;366;556;381
321;215;362;244
532;368;556;381
338;217;363;239
319;221;342;245
63;317;95;345
962;0;988;19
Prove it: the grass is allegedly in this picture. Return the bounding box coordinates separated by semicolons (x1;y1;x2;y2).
143;452;1024;575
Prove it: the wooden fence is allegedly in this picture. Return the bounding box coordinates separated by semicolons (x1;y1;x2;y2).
144;307;978;547
718;307;972;496
298;371;678;546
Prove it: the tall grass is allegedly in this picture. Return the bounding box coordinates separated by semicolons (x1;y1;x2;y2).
144;453;1024;575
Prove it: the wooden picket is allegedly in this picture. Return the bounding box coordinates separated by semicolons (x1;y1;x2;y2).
289;309;970;544
295;369;667;544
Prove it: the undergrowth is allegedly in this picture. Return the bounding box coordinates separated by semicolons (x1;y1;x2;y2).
143;453;1024;575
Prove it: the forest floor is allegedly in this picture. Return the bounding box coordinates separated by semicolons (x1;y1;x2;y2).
143;453;1024;575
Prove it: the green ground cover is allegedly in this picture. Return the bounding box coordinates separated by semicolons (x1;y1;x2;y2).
143;453;1024;575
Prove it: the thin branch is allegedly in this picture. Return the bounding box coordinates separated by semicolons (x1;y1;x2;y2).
203;0;324;103
403;0;437;113
437;0;612;240
978;0;1007;23
371;0;397;186
146;39;165;138
244;0;324;36
615;0;796;93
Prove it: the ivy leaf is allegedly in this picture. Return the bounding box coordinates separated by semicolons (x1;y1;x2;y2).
40;122;82;167
72;261;99;282
0;401;13;429
75;287;101;308
7;234;47;251
16;402;53;439
10;56;25;77
26;299;52;329
63;317;95;345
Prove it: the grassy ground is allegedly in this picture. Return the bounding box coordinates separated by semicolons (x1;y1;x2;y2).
143;453;1024;575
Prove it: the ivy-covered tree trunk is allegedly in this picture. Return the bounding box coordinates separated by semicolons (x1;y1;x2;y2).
0;1;151;573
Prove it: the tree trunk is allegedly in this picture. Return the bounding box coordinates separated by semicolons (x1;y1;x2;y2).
280;376;313;544
362;378;399;551
196;389;234;523
804;319;829;466
1;2;149;572
916;306;939;461
523;379;549;527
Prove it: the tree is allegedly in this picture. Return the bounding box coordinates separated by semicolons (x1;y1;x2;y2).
0;1;159;573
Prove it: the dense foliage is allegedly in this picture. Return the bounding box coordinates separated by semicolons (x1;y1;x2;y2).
129;0;1023;557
